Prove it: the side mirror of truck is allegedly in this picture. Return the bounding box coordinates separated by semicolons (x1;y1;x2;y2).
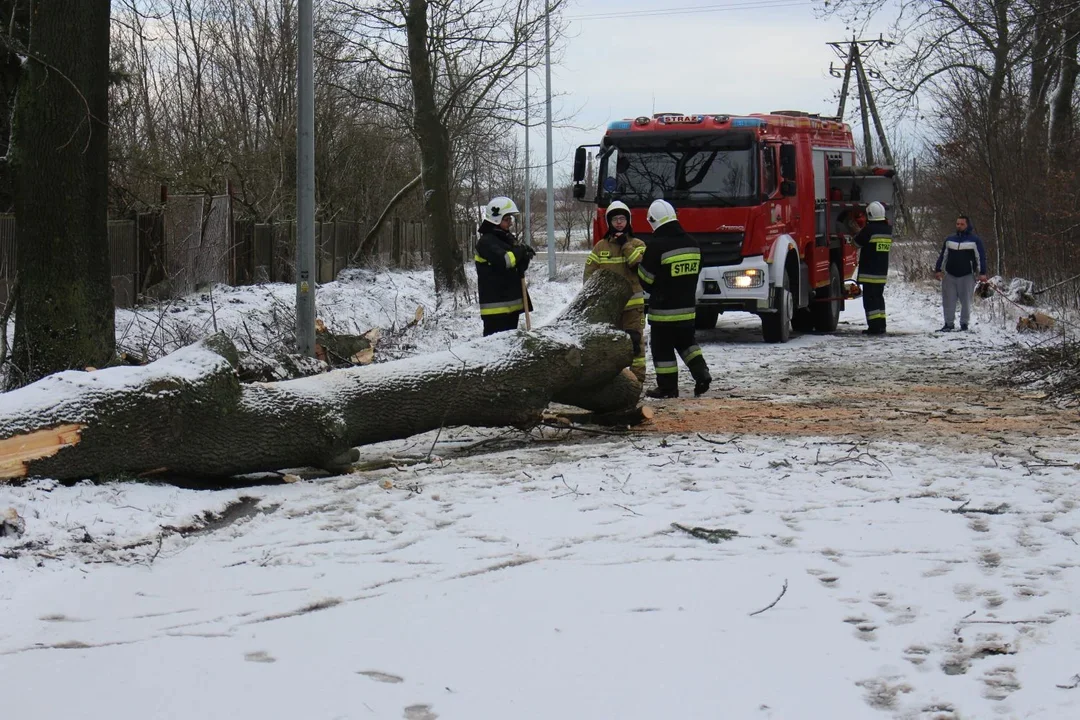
779;144;797;181
780;180;797;197
573;147;587;184
572;183;586;200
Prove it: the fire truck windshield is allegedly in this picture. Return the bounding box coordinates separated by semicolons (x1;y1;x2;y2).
600;131;757;207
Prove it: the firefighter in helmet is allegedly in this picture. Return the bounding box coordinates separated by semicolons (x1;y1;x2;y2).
583;201;648;381
637;199;712;398
474;196;535;336
852;200;892;335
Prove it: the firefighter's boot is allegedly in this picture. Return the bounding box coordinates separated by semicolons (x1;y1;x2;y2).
679;344;711;397
693;368;712;397
648;358;680;399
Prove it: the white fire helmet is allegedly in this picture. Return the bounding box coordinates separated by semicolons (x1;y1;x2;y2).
866;201;887;222
484;196;519;224
606;200;631;222
647;199;678;230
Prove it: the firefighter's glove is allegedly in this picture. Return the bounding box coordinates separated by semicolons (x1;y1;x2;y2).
515;245;535;273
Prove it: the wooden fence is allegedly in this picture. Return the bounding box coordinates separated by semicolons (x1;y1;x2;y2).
0;214;477;308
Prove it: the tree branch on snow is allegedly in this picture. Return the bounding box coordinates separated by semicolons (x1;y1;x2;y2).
748;579;789;617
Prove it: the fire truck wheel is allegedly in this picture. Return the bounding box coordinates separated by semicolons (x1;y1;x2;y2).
812;262;842;332
761;271;793;343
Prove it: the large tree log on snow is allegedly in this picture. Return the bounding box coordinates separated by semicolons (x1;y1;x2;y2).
0;272;641;483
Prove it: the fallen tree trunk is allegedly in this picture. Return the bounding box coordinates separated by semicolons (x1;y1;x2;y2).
0;272;641;483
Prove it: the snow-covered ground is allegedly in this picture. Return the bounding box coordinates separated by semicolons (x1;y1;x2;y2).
2;266;1079;719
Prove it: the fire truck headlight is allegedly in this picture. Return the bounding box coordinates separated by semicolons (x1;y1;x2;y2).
723;269;765;289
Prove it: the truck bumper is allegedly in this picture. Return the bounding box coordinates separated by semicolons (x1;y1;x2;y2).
697;257;772;312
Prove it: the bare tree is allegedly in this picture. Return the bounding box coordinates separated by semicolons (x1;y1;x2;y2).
332;0;566;302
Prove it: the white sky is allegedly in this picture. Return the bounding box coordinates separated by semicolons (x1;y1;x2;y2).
530;0;898;179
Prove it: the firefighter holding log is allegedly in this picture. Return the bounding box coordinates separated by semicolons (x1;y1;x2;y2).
583;201;648;381
474;196;535;336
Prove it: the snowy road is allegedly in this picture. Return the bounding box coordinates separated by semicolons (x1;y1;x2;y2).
2;276;1078;719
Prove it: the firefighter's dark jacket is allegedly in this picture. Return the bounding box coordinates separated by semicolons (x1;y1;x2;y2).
853;219;892;284
474;221;531;316
637;221;700;325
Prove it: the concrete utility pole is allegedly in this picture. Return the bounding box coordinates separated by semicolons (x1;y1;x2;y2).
296;0;316;357
523;7;531;246
544;3;556;280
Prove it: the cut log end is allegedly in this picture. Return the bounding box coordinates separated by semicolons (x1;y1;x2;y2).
0;424;85;481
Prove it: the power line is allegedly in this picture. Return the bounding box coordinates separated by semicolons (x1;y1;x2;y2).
567;1;805;22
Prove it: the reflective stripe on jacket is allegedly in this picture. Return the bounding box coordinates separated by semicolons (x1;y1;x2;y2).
637;221;700;326
854;219;892;284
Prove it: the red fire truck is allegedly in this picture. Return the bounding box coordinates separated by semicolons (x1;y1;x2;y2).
572;111;897;342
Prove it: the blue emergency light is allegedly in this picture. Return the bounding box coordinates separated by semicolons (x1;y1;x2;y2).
731;118;764;128
607;120;632;130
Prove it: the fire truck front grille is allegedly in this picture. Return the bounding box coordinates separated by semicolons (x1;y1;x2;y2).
693;233;745;267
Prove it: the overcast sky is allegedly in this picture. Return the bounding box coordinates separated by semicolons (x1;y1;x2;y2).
528;0;896;180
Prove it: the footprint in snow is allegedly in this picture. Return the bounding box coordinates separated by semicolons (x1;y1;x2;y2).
981;665;1021;700
903;645;931;666
843;616;877;641
919;702;959;719
805;568;839;586
358;670;404;684
1011;583;1047;599
404;705;438;720
922;564;953;578
244;651;276;663
978;549;1002;569
854;676;914;711
869;591;892;608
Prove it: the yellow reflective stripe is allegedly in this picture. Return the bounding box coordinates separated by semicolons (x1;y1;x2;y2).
632;357;647;367
859;274;887;284
506;251;517;269
624;297;645;308
585;253;599;265
638;266;655;282
596;257;627;264
627;246;645;263
661;252;701;265
680;346;703;362
480;300;524;316
655;365;680;374
474;254;487;264
649;312;696;323
867;311;887;320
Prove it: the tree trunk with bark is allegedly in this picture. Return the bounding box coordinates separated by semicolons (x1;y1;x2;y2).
8;0;114;389
1048;13;1080;167
0;272;642;484
405;0;469;303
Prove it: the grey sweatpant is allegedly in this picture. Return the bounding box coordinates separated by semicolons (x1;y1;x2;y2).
942;273;976;327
